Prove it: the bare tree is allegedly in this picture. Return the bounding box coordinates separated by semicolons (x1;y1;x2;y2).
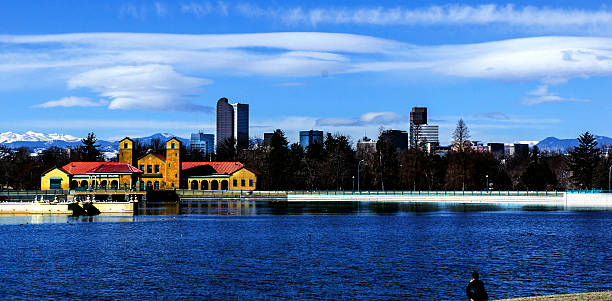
452;118;471;152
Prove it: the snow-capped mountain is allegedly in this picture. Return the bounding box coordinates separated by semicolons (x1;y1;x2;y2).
0;131;81;144
0;131;189;153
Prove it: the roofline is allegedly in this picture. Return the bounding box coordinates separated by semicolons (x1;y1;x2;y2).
120;137;134;142
136;153;166;162
41;166;70;177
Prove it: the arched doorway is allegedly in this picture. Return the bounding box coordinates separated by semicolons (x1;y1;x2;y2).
110;180;118;189
146;181;153;190
201;181;208;190
70;180;78;189
154;181;160;190
139;181;144;191
190;181;198;190
100;180;108;188
211;180;219;190
80;180;88;188
220;180;229;190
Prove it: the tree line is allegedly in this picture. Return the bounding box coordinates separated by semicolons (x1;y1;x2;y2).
0;121;610;191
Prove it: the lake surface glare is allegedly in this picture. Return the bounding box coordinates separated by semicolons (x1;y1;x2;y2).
0;201;610;300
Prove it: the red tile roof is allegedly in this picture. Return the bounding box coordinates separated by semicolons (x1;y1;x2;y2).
61;162;141;175
182;162;245;175
88;164;142;174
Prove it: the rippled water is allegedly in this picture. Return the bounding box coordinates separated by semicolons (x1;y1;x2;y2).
0;201;610;300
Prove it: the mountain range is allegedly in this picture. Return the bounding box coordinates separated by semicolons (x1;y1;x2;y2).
536;135;612;152
2;131;611;154
0;132;190;156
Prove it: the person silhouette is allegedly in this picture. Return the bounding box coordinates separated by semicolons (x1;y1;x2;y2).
466;271;488;301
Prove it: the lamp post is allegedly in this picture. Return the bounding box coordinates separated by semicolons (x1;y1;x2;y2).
358;159;365;192
352;176;355;192
608;165;611;192
486;175;489;192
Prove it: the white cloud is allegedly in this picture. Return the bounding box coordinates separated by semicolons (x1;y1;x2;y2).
2;32;612;101
67;64;213;111
317;111;409;127
181;2;212;16
32;96;107;108
236;4;612;30
523;85;590;105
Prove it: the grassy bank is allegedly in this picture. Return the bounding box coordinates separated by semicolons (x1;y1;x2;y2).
496;291;612;300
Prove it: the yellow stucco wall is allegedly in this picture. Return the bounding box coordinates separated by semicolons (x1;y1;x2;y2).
40;168;70;190
229;168;257;190
137;154;167;188
118;138;134;166
165;138;181;189
187;168;257;191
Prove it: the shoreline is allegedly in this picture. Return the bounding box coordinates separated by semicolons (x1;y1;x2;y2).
496;291;612;300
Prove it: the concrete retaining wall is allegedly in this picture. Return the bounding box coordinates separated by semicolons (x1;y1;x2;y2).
0;203;72;214
288;193;612;209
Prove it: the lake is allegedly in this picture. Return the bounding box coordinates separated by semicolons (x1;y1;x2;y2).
0;201;610;300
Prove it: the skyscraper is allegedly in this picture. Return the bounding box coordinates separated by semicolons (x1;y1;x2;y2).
410;107;428;148
232;103;249;150
216;97;249;151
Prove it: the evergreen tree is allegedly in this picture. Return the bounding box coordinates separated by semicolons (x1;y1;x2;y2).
567;131;600;189
268;129;290;190
80;132;102;162
520;146;557;190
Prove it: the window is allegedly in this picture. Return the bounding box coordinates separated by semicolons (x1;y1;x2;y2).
140;165;144;171
154;165;160;173
233;179;238;186
154;181;160;189
50;179;61;189
171;143;175;149
147;165;152;173
241;179;245;186
249;179;253;186
124;143;128;148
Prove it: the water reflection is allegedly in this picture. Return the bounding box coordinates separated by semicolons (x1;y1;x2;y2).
138;200;567;216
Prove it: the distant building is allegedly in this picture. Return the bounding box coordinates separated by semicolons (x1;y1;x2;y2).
190;132;214;155
488;143;505;159
263;132;274;146
514;143;529;158
299;130;324;149
357;136;377;154
380;130;408;152
216;97;249;151
410;107;428;148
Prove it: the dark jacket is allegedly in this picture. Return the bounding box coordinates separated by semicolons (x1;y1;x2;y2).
466;279;488;300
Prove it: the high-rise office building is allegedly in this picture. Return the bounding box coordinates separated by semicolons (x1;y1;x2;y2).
190;132;215;155
232;103;249;150
410;107;427;125
216;97;249;151
410;107;428;148
299;130;324;148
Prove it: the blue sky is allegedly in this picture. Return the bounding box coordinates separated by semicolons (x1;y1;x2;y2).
1;1;612;144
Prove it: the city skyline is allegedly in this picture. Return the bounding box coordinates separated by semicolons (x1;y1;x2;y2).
2;1;612;144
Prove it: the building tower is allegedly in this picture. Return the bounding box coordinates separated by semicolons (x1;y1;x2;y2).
216;97;249;151
165;138;181;189
118;137;135;187
216;98;234;150
410;107;428;148
232;103;249;150
118;137;134;166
